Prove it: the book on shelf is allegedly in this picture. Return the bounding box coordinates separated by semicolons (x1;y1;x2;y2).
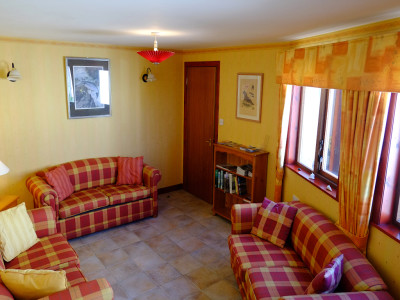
236;164;253;177
216;163;237;172
215;169;247;196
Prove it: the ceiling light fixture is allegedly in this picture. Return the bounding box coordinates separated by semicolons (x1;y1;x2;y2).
137;32;175;64
7;63;22;82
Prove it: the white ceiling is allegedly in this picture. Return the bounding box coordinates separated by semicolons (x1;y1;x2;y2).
1;0;400;50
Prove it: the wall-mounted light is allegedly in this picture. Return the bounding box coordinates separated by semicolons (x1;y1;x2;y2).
0;161;10;176
142;68;156;83
7;63;22;82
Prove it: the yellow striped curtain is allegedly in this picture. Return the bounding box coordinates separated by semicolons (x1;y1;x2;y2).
274;84;292;202
275;31;398;250
337;91;389;252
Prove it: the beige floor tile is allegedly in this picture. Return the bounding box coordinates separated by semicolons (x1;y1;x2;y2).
164;227;193;243
106;261;141;282
73;244;95;261
162;276;201;300
111;231;141;248
71;190;243;299
145;263;181;285
85;267;117;286
190;245;223;265
203;279;242;300
111;284;129;300
177;236;206;253
186;266;222;289
96;248;129;267
132;224;162;240
133;287;172;300
119;272;156;298
80;256;106;274
184;291;212;300
89;237;120;255
205;256;233;278
169;254;203;275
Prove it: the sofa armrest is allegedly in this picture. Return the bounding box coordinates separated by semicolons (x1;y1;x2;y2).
279;291;393;300
27;206;57;238
38;278;113;300
143;164;162;189
26;175;59;216
231;203;262;234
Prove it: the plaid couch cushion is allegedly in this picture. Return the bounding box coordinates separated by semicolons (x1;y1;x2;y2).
290;201;387;292
116;156;144;185
44;166;74;201
251;198;297;248
305;254;344;294
59;188;109;219
228;234;305;284
245;266;313;299
62;157;118;191
97;185;151;206
5;234;79;271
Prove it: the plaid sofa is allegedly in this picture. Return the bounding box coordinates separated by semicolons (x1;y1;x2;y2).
228;201;393;300
26;157;161;239
0;206;113;299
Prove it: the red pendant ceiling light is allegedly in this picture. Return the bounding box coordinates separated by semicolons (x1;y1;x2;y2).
137;32;175;64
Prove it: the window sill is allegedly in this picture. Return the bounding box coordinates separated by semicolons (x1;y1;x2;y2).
371;223;400;244
286;163;337;200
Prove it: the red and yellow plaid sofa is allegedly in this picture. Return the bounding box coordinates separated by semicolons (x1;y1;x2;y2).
228;201;393;300
0;206;113;299
26;157;161;240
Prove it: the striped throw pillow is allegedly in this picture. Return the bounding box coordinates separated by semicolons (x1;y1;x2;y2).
44;165;74;201
0;203;39;262
251;198;298;248
305;254;344;294
116;156;144;185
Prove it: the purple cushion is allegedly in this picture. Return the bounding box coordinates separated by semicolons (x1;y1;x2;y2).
251;198;298;248
305;254;344;294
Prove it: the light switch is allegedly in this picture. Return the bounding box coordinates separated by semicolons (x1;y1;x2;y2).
219;118;224;125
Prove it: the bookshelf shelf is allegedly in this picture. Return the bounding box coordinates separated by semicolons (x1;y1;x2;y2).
213;143;268;221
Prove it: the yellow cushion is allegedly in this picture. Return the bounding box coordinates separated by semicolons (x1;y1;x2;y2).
0;269;68;300
0;203;39;262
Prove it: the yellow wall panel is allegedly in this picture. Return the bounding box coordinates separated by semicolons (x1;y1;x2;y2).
0;39;183;208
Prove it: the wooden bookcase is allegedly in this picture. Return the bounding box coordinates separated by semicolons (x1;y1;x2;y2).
213;143;268;220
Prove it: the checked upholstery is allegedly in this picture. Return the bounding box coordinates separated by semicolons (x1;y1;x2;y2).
0;206;113;299
229;201;392;299
5;234;79;271
26;157;161;239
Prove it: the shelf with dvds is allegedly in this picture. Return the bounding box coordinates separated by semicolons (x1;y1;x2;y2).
213;142;268;221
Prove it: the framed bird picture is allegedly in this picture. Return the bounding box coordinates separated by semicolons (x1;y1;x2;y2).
236;73;263;122
65;57;111;119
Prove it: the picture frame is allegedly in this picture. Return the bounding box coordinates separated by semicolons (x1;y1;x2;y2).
65;57;111;119
236;73;263;122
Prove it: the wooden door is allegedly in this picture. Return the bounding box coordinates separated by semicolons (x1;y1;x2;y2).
184;62;220;203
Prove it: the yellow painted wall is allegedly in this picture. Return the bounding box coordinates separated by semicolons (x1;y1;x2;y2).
182;47;281;201
0;38;183;208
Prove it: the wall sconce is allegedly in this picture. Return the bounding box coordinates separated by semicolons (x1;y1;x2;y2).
0;161;10;176
142;68;156;83
7;63;22;82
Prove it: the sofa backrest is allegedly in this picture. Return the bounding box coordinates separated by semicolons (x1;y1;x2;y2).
289;201;387;293
62;157;118;191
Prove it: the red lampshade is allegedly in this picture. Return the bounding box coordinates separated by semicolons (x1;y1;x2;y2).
137;50;175;64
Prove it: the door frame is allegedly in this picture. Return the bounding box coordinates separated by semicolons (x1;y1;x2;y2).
183;61;220;192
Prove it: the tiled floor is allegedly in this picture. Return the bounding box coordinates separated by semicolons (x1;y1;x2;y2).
69;190;241;300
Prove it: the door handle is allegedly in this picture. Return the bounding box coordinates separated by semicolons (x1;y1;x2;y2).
205;138;213;146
